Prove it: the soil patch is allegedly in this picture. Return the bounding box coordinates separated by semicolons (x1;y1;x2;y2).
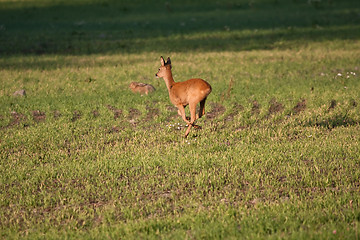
267;98;284;116
106;105;122;120
127;108;142;126
11;111;27;125
350;99;357;108
32;110;46;122
128;108;141;120
251;100;260;115
225;103;244;122
92;110;100;118
145;107;160;121
71;110;82;122
327;99;337;112
206;102;226;120
292;99;306;115
234;126;247;132
106;126;121;134
53;110;61;119
165;105;179;121
1;111;28;129
166;105;178;112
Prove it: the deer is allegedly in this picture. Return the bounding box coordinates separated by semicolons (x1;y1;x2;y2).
155;56;212;138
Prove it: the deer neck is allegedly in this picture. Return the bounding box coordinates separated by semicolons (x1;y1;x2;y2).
163;70;175;92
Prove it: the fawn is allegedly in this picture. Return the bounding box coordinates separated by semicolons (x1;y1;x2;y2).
155;56;212;137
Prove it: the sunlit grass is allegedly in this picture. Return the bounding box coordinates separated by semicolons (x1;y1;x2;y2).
1;47;359;239
1;0;360;239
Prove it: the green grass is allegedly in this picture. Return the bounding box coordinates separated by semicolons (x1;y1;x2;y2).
1;0;360;239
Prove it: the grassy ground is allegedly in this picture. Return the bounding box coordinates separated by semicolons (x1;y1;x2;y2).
1;0;360;239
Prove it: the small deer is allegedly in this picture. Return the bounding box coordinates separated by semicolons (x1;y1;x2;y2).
155;56;212;137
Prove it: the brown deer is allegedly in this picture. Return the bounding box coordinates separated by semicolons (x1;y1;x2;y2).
155;56;212;137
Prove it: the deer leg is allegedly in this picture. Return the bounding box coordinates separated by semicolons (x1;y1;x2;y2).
178;105;190;120
189;102;197;124
185;102;202;138
176;105;191;125
198;97;207;119
191;102;202;129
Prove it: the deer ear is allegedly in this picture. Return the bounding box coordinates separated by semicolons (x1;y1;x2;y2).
166;57;171;65
160;56;165;66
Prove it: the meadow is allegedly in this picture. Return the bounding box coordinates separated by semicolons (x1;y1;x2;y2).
1;0;360;239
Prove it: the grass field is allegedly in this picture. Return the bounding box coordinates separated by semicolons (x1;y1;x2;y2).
1;0;360;239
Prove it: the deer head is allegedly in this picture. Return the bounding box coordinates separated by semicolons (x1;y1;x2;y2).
155;56;172;78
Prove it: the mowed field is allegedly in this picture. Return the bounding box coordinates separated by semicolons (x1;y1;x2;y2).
1;0;360;239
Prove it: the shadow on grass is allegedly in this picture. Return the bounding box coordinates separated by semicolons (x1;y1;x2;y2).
305;110;360;130
0;0;359;57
